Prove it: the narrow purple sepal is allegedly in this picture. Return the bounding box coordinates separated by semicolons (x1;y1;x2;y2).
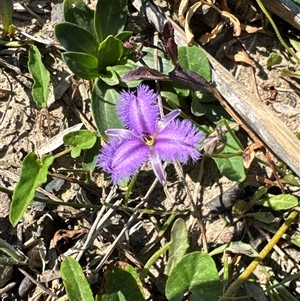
149;148;166;185
157;109;181;131
105;128;137;139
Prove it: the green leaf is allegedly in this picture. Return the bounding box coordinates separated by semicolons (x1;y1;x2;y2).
142;47;174;73
291;232;300;248
160;82;189;109
165;252;220;301
63;0;95;36
91;79;123;138
178;45;211;82
96;264;145;301
0;0;13;38
266;52;282;69
248;212;276;224
83;136;101;171
280;68;300;78
166;218;189;275
289;37;300;52
62;52;99;80
115;31;133;42
260;194;298;210
9;153;54;226
209;241;258;257
281;174;300;186
252;186;268;202
99;66;120;86
96;292;126;301
63;130;97;158
212;131;246;182
191;95;207;116
111;59;140;87
55;22;99;56
61;257;94;301
97;35;124;70
94;0;128;43
27;45;50;108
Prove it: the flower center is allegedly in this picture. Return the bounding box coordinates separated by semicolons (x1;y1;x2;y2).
142;132;155;147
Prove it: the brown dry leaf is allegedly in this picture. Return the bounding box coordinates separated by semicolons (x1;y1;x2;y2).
178;0;190;26
241;23;263;34
221;11;241;36
243;143;261;169
224;39;253;65
185;1;203;44
52;229;84;247
199;21;225;45
231;51;253;65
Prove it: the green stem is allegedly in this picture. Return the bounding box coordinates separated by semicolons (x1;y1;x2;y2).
218;210;299;300
140;242;171;279
256;0;300;63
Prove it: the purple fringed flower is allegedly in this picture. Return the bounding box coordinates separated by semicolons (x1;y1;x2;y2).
97;84;205;185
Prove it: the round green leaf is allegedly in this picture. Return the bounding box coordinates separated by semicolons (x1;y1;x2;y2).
178;45;211;82
166;252;220;301
266;52;282;69
63;130;97;158
212;130;246;182
96;265;144;301
61;257;94;301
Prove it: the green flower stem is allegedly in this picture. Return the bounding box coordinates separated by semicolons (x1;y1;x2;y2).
125;174;137;206
0;186;188;215
0;238;21;263
256;0;300;63
140;242;171;279
218;210;299;300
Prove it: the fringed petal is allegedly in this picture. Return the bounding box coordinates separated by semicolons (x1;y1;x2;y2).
117;84;159;135
97;137;149;184
154;119;204;163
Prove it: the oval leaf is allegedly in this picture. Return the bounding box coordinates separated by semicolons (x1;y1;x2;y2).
27;45;50;108
166;218;189;275
55;22;98;56
9;153;54;226
61;257;94;301
260;194;298;210
266;52;282;69
212;131;246;182
91;79;123;138
63;130;97;158
94;0;128;43
63;0;95;36
62;52;99;80
97;35;124;70
178;45;211;82
96;264;144;301
166;252;220;301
